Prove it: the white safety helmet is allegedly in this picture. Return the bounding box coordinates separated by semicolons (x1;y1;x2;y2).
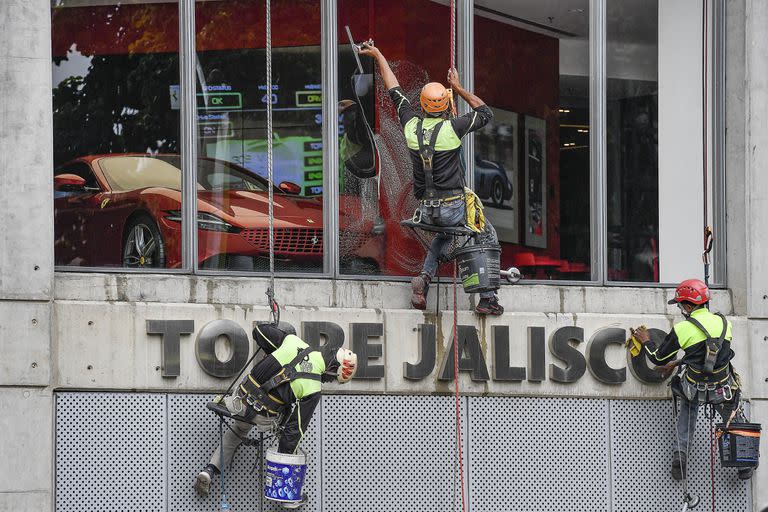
335;348;358;384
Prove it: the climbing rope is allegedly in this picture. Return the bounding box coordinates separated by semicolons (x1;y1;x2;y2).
709;405;716;512
264;0;280;326
452;260;467;512
448;2;467;510
450;0;456;71
701;0;714;291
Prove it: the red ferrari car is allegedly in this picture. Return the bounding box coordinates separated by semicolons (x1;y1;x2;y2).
53;153;381;271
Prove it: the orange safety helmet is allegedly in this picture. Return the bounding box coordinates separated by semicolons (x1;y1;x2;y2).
420;82;450;114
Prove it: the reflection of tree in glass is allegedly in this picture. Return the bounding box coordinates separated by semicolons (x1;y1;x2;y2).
52;52;180;166
51;3;180;166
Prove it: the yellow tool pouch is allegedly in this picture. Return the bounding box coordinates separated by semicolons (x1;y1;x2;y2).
464;188;486;233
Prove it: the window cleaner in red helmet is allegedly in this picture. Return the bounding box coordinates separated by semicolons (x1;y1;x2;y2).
358;43;504;315
631;279;754;483
195;322;357;506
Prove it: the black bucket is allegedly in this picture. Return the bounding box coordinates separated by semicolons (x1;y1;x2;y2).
452;244;501;293
716;422;761;468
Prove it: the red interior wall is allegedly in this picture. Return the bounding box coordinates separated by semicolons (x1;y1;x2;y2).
474;15;561;265
52;1;563;273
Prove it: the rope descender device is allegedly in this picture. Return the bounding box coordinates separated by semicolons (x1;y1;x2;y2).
702;225;713;288
266;287;280;326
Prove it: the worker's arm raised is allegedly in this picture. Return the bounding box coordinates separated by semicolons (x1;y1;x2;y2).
447;68;485;110
358;43;399;90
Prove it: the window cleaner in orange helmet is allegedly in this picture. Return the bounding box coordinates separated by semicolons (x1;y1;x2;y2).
630;279;755;482
359;43;504;315
195;322;358;504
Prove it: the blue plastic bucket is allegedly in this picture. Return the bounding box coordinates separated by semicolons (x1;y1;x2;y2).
264;449;307;504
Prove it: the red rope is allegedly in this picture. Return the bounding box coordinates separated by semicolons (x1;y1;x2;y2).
702;0;709;246
450;0;456;70
449;5;465;510
710;410;716;512
452;260;467;512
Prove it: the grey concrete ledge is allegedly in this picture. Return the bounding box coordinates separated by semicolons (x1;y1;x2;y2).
53;272;733;316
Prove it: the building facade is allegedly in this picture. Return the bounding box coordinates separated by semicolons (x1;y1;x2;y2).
1;0;767;510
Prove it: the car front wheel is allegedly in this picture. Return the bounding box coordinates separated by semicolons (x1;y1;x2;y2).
123;213;166;268
491;177;505;207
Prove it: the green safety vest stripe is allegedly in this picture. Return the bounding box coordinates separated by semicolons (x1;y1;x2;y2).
404;117;461;152
673;309;733;350
272;334;325;399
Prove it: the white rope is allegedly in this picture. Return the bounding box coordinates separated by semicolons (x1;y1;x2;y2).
266;0;275;295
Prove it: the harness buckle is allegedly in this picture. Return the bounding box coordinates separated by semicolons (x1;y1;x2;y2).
722;384;733;401
244;393;262;411
412;208;423;223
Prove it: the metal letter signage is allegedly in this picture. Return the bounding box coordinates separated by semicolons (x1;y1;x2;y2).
195;319;250;378
439;326;490;381
492;325;525;381
146;320;194;377
302;321;344;350
627;328;667;384
404;324;437;380
528;327;546;382
351;323;385;379
144;317;670;389
586;328;627;384
548;326;587;383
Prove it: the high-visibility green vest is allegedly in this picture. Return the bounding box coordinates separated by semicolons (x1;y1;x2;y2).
272;335;325;399
673;308;732;350
403;118;462;151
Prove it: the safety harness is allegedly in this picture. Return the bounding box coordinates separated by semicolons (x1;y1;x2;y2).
675;313;738;406
238;347;321;416
414;119;464;223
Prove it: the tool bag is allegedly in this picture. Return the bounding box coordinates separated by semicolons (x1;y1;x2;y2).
239;347;321;415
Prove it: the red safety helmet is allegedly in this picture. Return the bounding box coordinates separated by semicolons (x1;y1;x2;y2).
420;82;450;113
667;279;710;305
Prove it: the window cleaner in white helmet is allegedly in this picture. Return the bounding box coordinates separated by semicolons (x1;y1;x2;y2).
195;322;357;506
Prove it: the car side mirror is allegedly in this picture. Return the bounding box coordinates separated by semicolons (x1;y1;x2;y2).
278;181;302;195
54;174;87;192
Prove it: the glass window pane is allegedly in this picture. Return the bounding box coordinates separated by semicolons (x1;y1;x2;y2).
337;0;452;277
474;1;592;281
607;0;709;283
52;0;181;269
195;0;324;273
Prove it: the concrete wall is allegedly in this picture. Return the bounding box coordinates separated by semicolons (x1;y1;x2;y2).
0;1;54;511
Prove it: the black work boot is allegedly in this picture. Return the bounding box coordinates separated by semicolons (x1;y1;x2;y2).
411;273;430;310
475;296;504;316
194;464;219;496
738;467;754;480
671;450;687;481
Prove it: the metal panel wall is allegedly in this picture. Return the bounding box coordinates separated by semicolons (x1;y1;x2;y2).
468;397;610;512
55;393;754;512
610;400;752;512
55;393;167;512
167;394;321;512
322;395;468;512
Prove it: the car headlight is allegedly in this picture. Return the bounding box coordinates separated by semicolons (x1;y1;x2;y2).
164;210;241;233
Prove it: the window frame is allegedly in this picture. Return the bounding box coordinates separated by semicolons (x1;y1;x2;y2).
53;0;727;288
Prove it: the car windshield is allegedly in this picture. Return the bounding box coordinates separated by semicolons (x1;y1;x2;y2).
158;155;269;192
99;155;270;192
99;156;183;192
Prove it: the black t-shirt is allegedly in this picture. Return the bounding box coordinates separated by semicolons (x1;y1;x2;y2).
388;86;493;199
